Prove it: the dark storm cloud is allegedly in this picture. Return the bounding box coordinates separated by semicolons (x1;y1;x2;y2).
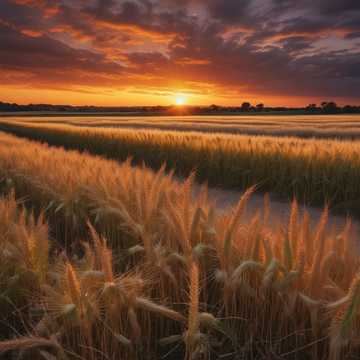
279;36;313;52
316;0;360;14
279;17;333;35
1;0;360;102
345;32;360;40
0;0;45;31
82;0;198;39
86;0;148;24
205;0;252;22
0;23;122;79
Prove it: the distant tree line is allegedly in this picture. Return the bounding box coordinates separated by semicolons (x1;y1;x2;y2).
0;101;163;113
305;102;360;114
204;101;360;114
0;100;359;115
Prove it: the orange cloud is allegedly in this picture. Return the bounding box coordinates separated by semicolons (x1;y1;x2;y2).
95;20;177;44
175;58;211;65
21;28;42;37
12;0;58;17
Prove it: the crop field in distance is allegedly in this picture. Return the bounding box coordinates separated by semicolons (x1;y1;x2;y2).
2;117;360;214
8;113;360;139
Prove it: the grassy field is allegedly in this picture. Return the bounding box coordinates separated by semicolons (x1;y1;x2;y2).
7;114;360;139
1;119;360;215
0;131;359;359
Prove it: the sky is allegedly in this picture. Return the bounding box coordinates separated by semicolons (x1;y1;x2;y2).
1;0;360;107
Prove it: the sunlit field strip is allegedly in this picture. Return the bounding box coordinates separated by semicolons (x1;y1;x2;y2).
1;120;360;215
0;131;359;359
9;114;360;139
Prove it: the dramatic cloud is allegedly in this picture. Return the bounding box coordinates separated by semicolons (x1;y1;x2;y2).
1;0;360;105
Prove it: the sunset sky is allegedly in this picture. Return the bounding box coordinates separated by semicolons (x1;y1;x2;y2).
1;0;360;106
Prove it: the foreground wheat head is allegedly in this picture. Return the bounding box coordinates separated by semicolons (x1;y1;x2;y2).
0;131;359;359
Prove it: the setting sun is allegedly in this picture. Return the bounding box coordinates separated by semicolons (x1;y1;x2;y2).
175;96;186;106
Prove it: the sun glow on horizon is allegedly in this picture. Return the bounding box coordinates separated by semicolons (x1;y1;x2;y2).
175;95;186;106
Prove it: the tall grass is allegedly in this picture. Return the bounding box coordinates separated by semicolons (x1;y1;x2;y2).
0;131;359;358
0;120;360;215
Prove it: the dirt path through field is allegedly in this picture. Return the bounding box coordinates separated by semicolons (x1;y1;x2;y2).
193;183;359;243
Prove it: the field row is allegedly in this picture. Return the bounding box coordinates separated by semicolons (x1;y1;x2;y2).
1;120;360;214
13;114;360;139
0;131;359;359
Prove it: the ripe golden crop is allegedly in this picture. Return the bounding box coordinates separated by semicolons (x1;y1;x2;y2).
0;131;359;359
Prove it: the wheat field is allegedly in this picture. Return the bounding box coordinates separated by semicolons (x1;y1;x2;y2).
8;114;360;139
0;131;359;359
1;119;360;215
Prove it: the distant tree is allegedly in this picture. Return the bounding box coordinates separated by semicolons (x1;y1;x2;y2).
241;102;251;112
321;101;338;114
342;105;360;114
305;104;317;112
255;103;264;111
209;104;220;112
